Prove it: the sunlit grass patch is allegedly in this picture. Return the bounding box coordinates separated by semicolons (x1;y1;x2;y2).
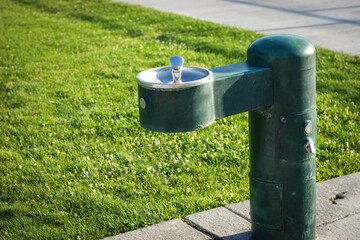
1;0;359;239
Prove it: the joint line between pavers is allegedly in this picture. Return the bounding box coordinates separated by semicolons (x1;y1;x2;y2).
181;218;221;240
316;210;360;227
224;206;251;223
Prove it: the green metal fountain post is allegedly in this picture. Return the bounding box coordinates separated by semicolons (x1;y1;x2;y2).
136;34;317;240
246;35;317;240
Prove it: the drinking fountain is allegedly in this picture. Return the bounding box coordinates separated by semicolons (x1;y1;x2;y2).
136;34;317;240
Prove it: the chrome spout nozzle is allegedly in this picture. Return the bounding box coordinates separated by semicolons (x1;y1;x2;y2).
170;56;184;83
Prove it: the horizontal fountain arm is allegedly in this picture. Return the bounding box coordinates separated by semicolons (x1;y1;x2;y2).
210;61;273;120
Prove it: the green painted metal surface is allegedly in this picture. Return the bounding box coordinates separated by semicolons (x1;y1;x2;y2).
249;175;283;230
247;34;316;240
136;34;317;240
138;82;215;132
211;62;272;119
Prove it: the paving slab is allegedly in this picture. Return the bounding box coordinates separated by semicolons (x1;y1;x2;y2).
183;207;251;240
315;171;360;226
115;0;360;55
317;213;360;240
102;219;212;240
225;200;251;223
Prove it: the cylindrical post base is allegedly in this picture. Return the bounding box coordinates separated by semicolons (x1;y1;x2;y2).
247;35;317;240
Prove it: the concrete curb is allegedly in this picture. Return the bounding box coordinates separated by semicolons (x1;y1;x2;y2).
103;219;211;240
104;172;360;240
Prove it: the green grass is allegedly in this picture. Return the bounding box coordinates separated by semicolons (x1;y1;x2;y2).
0;0;359;239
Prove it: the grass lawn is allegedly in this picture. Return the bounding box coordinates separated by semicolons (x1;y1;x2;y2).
1;0;359;239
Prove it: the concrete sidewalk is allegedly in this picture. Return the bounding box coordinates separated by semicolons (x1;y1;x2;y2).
115;0;360;55
104;172;360;240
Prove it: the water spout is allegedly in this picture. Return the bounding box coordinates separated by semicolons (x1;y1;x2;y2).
170;56;184;83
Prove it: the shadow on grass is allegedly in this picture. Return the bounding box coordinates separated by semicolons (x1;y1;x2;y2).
12;0;248;60
68;12;145;38
317;80;360;106
157;32;247;60
12;0;144;37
